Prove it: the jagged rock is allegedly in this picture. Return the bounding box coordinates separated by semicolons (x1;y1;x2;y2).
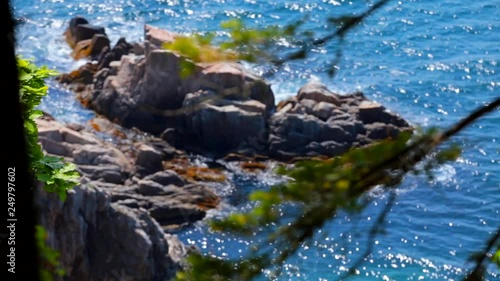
93;67;110;90
268;82;411;159
297;81;341;106
160;128;176;146
37;119;133;181
109;182;219;228
137;180;177;196
97;37;133;71
133;42;145;55
73;144;128;166
64;16;107;52
72;34;110;60
136;144;163;176
145;24;177;48
64;16;89;47
143;170;186;187
182;90;267;154
88;34;110;58
74;24;105;44
147;138;184;160
38;137;73;157
198;62;275;111
36;184;185;281
77;165;127;184
57;62;97;86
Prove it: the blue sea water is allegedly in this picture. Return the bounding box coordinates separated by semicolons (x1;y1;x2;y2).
12;0;499;280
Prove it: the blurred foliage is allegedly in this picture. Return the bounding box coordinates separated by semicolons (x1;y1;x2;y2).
174;128;464;281
164;0;391;77
36;226;65;281
17;57;80;201
175;97;499;280
494;248;500;268
18;57;80;281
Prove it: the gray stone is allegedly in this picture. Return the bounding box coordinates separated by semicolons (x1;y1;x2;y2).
61;127;99;145
183;101;266;154
300;98;318;115
36;184;184;281
297;82;341;106
314;101;337;121
143;170;185;187
38;127;63;142
365;123;402;140
73;24;106;44
39;137;73;157
77;165;126;184
137;180;179;196
160;128;176;146
136;144;163;176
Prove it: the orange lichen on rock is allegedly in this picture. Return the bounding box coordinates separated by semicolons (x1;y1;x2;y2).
112;129;126;139
164;159;227;182
184;167;226;182
77;95;91;107
241;161;267;172
89;120;101;132
72;39;92;60
195;196;221;211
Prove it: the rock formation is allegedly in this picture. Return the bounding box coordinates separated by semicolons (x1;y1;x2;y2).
58;17;411;160
37;116;220;231
39;16;415;281
36;184;186;281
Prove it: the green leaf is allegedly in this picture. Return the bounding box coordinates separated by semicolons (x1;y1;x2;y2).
493;249;500;268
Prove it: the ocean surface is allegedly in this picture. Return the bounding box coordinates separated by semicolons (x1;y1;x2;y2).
12;0;499;280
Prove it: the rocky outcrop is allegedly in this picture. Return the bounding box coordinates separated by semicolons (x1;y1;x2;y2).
36;184;186;281
37;116;220;230
268;82;411;159
58;16;411;160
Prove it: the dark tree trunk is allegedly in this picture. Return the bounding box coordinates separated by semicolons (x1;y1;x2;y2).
2;1;40;280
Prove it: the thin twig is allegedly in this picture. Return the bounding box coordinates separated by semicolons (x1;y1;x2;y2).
464;227;500;281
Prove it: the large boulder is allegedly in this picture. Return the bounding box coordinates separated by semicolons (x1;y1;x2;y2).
181;90;268;155
90;38;274;139
72;34;110;60
297;81;341;106
64;16;106;49
145;24;177;48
